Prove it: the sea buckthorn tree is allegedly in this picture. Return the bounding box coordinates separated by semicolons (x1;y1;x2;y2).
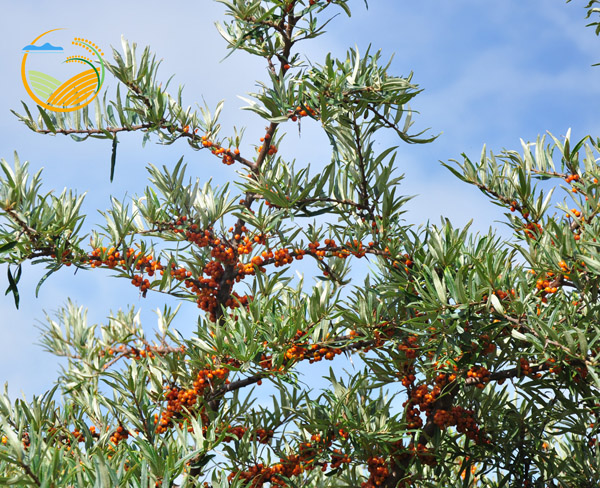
1;0;600;486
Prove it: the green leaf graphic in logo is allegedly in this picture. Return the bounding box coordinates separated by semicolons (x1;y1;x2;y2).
27;70;61;102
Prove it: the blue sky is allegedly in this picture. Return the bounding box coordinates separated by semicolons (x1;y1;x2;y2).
0;0;599;401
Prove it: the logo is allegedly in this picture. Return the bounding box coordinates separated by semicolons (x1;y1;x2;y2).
21;28;105;112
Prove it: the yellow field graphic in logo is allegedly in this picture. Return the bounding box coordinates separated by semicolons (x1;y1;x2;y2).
21;28;105;113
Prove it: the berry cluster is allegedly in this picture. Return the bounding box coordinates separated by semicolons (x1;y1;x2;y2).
361;456;389;487
0;433;30;449
432;406;484;443
185;225;213;246
228;460;302;487
88;246;127;269
257;132;278;156
493;288;516;301
404;384;435;430
460;463;478;482
558;259;570;276
308;344;343;363
568;207;582;220
259;330;345;370
70;428;85;443
287;104;318;122
228;427;353;487
155;361;230;434
519;358;533;377
330;448;351;469
131;274;151;293
392;253;414;273
110;425;129;445
161;222;255;320
307;241;326;259
523;221;543;239
466;365;491;389
272;248;294;267
546;357;561;375
221;425;275;444
85;219;378;323
50;249;76;265
572;363;589;383
398;335;419;360
101;343;173;361
257;138;278;156
223;424;247;442
474;334;496;355
133;251;163;276
284;343;343;364
535;273;559;295
200;136;239;165
401;370;485;444
565;173;580;184
254;428;275;444
88;246;163;295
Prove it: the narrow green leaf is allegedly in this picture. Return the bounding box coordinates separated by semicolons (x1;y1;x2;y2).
36;265;60;298
0;241;18;253
110;136;118;182
37;106;56;133
5;265;20;308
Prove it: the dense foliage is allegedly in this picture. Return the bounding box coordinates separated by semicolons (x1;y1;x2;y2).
1;1;600;486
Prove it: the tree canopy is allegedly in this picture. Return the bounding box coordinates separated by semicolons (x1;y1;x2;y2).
1;1;600;486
